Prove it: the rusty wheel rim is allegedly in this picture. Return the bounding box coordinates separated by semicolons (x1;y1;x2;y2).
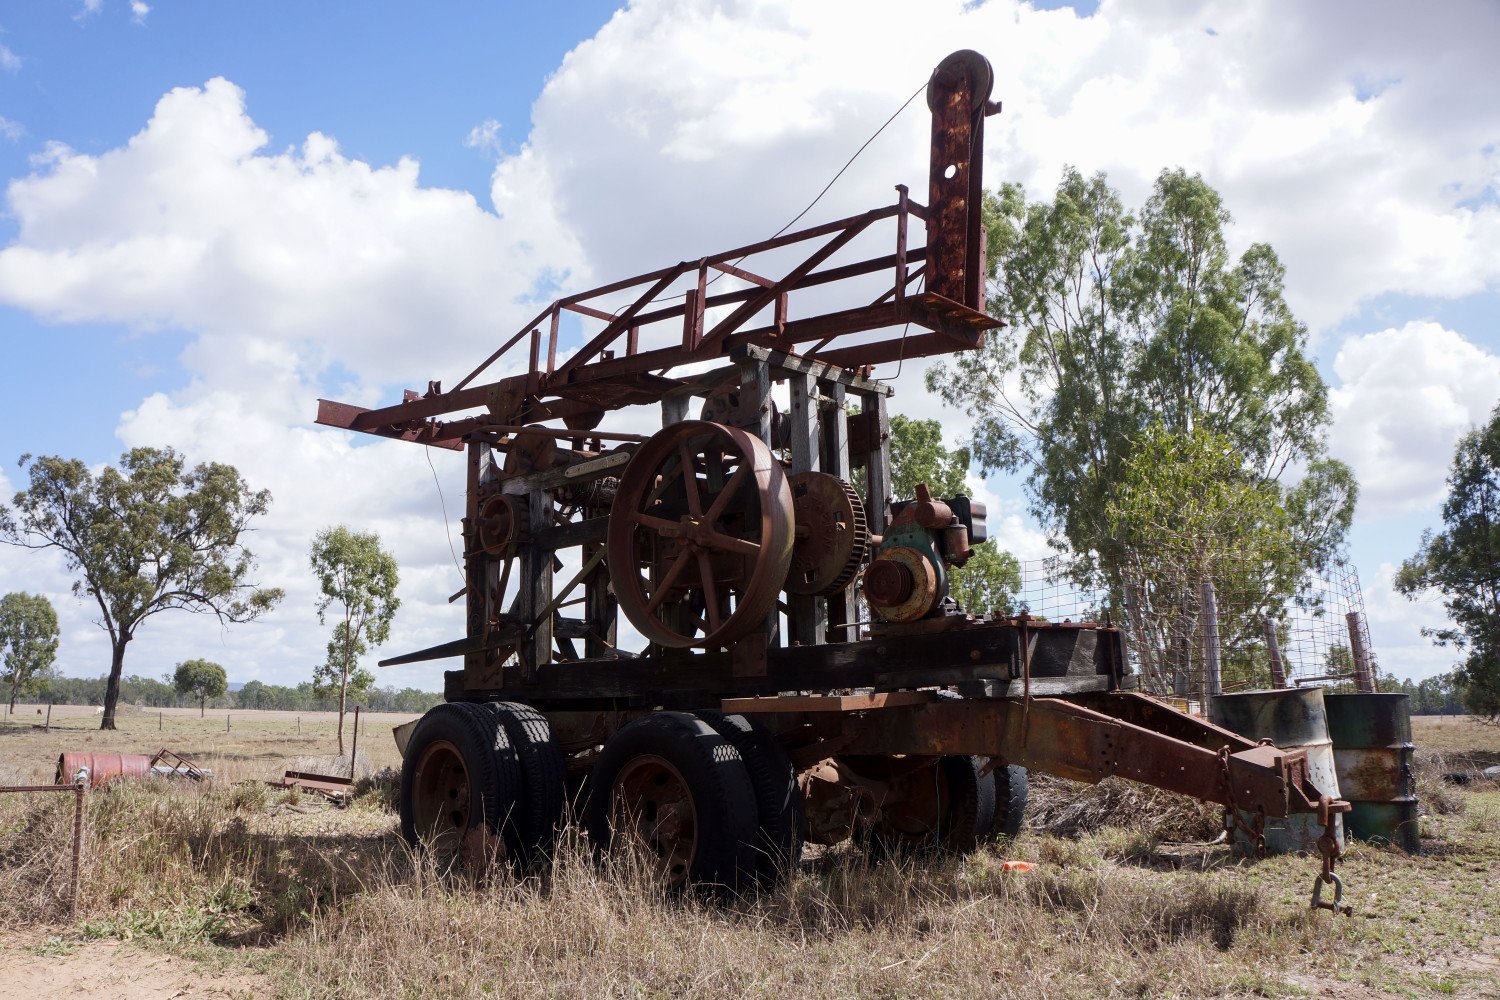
411;739;472;859
881;763;952;840
607;420;793;648
611;755;699;886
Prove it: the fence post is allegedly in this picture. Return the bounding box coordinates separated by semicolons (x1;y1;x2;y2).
45;704;52;733
1263;618;1287;688
1346;611;1375;692
1200;579;1221;705
70;781;84;920
350;705;361;780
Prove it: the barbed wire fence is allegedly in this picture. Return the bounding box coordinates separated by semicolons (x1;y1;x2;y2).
1007;550;1379;707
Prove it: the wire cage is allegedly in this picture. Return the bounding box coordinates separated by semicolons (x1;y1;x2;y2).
1005;551;1379;705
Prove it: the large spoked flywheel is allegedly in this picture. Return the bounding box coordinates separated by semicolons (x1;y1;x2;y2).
607;420;793;649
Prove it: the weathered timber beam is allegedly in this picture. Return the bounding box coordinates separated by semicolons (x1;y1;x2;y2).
533;516;610;549
498;449;632;494
730;345;894;396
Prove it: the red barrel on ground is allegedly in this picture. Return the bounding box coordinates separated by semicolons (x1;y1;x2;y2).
55;752;153;787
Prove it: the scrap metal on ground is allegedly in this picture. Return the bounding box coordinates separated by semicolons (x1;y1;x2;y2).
318;50;1354;900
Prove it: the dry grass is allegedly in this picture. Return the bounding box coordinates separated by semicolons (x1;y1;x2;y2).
0;710;1497;998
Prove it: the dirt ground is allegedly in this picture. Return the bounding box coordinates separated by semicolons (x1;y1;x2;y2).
0;932;269;999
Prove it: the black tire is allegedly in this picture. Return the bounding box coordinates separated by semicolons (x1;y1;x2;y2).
485;701;567;867
992;763;1029;841
584;711;759;893
399;702;523;867
696;710;803;888
943;754;997;853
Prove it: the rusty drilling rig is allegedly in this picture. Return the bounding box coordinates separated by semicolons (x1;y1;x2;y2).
318;51;1350;898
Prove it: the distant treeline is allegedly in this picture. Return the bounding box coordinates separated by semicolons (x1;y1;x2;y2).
10;674;442;714
1383;671;1468;716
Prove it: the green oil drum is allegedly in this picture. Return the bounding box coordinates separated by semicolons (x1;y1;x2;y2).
1323;693;1420;853
1210;687;1344;854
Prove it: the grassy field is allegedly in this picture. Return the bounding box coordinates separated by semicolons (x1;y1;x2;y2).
1;709;1497;999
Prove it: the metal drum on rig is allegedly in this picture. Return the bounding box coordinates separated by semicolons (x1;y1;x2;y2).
1323;693;1420;853
1210;687;1344;853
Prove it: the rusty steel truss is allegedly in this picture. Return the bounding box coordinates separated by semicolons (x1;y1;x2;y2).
318;51;1351;895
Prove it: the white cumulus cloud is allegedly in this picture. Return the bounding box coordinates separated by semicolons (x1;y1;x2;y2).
1329;320;1500;518
0;78;582;390
4;0;1500;684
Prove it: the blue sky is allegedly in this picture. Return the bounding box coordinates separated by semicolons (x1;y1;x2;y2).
0;0;1497;689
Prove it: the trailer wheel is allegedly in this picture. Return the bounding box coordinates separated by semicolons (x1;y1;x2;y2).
853;754;996;856
400;702;523;869
695;710;804;887
992;763;1029;841
585;711;759;893
485;702;567;867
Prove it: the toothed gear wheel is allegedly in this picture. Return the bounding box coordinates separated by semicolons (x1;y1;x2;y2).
786;472;869;596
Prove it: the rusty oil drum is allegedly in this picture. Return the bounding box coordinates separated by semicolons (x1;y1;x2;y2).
1210;687;1344;853
55;752;153;787
1322;693;1420;853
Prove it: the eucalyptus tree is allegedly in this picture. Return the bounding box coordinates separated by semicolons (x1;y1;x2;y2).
926;168;1354;587
0;591;60;713
1396;403;1500;718
173;657;227;717
310;525;400;754
0;448;283;729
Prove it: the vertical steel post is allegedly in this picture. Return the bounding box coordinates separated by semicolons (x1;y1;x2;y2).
1264;618;1288;688
1201;578;1221;704
788;372;823;647
1347;611;1375;693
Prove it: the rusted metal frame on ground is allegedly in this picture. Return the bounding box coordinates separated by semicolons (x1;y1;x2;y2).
0;782;85;919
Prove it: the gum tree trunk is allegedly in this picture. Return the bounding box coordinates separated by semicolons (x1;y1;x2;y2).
101;633;130;731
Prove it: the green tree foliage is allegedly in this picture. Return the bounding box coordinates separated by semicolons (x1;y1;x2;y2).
889;414;971;499
1395;403;1500;718
0;448;283;729
310;526;399;754
0;591;60;713
173;658;227;717
886;415;1021;617
1106;424;1309;693
925;168;1354;587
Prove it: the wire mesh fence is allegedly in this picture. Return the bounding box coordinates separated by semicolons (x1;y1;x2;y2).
1007;551;1378;705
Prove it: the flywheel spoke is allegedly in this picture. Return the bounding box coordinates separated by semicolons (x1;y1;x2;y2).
644;547;695;615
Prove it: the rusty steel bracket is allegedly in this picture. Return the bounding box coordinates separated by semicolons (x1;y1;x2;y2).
824;694;1339;821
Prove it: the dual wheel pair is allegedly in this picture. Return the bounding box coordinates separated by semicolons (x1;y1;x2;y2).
399;702;799;891
400;702;1027;891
